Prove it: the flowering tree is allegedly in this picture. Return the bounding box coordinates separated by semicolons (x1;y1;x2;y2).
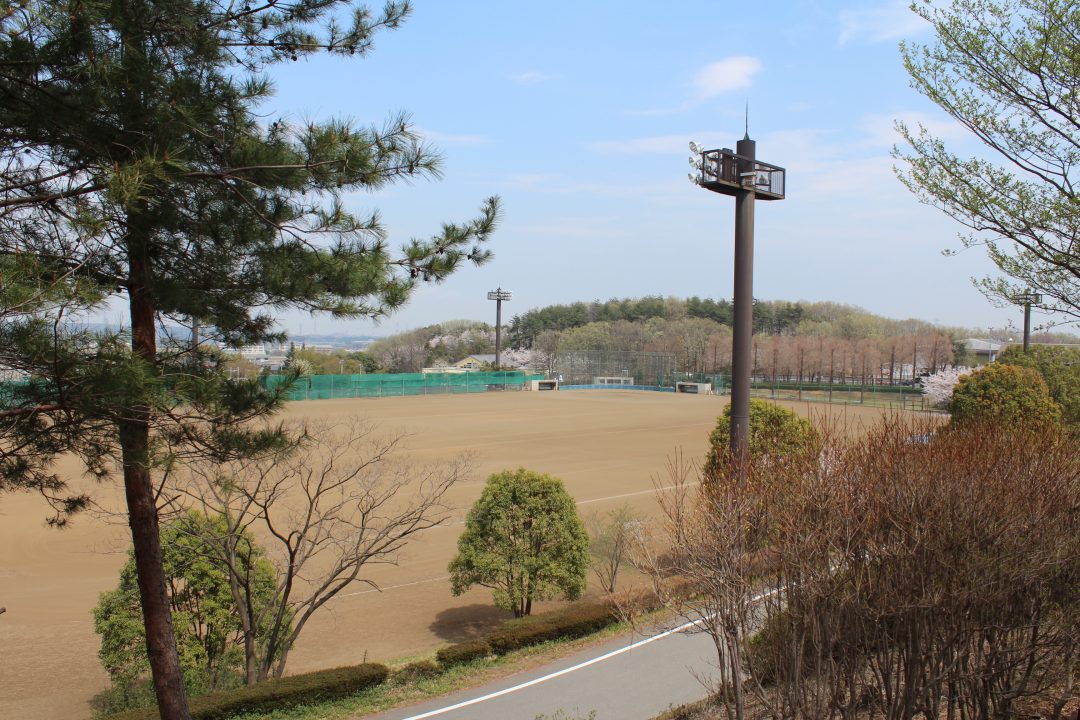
921;366;973;409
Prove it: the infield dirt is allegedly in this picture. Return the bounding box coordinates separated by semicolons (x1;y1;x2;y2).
0;390;893;719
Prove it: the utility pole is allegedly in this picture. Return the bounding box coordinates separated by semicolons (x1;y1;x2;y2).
692;132;785;481
1015;290;1042;352
487;288;512;369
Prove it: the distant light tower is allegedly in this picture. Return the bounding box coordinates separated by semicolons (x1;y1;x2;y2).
487;288;512;368
691;132;785;480
1015;290;1042;352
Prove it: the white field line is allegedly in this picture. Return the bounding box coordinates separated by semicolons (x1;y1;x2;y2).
398;586;779;720
334;575;451;600
331;482;700;602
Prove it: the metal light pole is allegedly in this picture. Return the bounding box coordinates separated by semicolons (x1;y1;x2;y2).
487;288;512;369
692;134;785;480
1015;290;1042;352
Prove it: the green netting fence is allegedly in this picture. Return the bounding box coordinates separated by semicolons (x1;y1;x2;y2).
262;371;545;401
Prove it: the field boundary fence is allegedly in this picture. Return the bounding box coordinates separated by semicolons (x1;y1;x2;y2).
263;371;543;401
550;351;677;388
680;373;939;411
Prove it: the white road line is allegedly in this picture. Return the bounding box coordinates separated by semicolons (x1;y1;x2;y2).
397;619;702;720
399;587;779;720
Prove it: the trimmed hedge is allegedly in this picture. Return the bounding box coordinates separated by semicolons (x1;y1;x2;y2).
487;603;617;654
393;659;441;683
106;663;389;720
436;638;492;667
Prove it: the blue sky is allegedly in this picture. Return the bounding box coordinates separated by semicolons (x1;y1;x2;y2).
264;0;1036;337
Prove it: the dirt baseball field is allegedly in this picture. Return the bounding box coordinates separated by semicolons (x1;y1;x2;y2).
0;390;892;719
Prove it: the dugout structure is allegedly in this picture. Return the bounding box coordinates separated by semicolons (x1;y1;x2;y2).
263;371;543;400
553;351;676;388
676;382;713;394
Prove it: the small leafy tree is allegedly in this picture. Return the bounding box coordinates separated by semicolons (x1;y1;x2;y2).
703;399;818;477
997;345;1080;425
449;468;589;617
950;363;1062;427
93;511;281;701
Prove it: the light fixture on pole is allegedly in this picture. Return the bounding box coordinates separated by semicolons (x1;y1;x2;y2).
487;288;512;369
1014;290;1042;352
691;133;785;481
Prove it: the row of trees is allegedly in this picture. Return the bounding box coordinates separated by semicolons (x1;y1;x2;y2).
363;320;496;373
527;315;958;384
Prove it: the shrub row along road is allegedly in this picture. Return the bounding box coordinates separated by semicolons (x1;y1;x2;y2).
369;621;719;720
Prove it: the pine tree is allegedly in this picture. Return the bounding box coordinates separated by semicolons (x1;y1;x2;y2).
0;3;498;718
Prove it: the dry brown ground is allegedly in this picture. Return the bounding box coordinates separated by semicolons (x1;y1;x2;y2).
0;390;893;719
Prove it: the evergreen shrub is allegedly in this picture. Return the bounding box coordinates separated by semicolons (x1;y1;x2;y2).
105;663;389;720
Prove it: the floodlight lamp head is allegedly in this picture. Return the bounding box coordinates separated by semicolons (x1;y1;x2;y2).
689;140;703;154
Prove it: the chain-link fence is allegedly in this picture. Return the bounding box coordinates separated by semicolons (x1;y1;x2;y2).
680;372;936;411
550;351;677;388
263;371;543;400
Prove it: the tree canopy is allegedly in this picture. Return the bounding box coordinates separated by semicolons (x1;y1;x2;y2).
896;0;1080;324
950;362;1062;427
449;468;589;617
997;345;1080;425
93;511;282;703
703;399;819;477
0;2;498;717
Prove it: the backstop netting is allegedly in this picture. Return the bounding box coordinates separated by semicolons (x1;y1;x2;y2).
551;351;677;388
263;371;543;401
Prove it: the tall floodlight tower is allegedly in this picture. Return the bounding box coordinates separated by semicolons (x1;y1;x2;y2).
691;134;785;480
1015;290;1042;353
487;288;512;368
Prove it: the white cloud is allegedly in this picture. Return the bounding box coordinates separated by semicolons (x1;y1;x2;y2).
625;57;761;116
511;70;558;85
837;1;928;46
692;57;762;100
415;127;490;147
858;111;967;150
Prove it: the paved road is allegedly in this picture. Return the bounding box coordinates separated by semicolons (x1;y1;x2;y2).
367;622;719;720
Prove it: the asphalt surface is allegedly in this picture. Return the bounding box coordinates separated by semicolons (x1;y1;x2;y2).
367;622;720;720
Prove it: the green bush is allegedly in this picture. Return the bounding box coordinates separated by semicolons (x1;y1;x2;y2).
950;363;1062;427
703;398;818;476
105;663;389;720
435;639;492;667
392;659;441;683
487;603;617;654
997;345;1080;425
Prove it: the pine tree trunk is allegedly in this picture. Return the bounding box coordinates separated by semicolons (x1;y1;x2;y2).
123;232;193;720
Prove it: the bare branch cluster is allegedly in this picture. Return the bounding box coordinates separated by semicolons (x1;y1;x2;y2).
645;417;1080;720
163;415;470;682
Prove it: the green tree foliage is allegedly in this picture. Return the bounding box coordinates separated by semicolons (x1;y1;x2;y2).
950;363;1063;427
997;345;1080;425
0;2;498;716
703;399;818;476
449;469;589;617
93;511;282;700
896;0;1080;323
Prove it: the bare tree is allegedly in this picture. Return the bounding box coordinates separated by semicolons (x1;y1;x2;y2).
167;416;470;683
586;504;643;594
